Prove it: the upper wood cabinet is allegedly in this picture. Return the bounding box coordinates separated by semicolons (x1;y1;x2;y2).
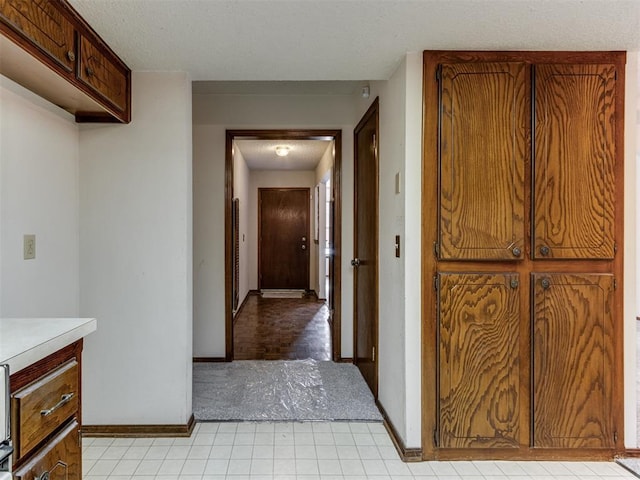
532;273;614;448
0;0;131;123
0;0;75;72
78;33;128;114
436;57;620;262
438;272;520;448
439;62;527;261
533;64;616;259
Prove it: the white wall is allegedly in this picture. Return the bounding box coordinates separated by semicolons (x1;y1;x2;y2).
315;142;334;184
315;143;334;300
80;72;193;425
193;124;226;356
0;76;79;317
351;53;422;448
247;170;316;292
624;51;639;447
233;145;251;308
192;93;356;358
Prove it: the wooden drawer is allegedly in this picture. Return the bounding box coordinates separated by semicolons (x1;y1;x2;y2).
78;34;127;112
13;420;80;480
12;360;79;459
0;0;75;72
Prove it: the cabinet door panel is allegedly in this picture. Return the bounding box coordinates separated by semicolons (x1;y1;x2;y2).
533;64;616;259
439;62;527;260
532;273;613;448
0;0;74;72
438;273;520;448
13;420;80;480
78;34;127;112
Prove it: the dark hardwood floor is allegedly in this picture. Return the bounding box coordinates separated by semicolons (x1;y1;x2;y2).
233;294;331;361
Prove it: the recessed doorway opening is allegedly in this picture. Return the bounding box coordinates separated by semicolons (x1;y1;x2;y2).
224;129;343;362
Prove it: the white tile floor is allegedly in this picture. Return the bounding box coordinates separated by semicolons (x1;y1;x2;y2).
83;422;637;480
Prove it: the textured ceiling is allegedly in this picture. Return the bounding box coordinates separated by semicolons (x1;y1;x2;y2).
235;139;332;171
68;0;640;81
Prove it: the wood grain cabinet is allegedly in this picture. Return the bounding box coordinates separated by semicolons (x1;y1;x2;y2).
438;62;527;260
0;0;75;72
10;341;83;480
423;50;624;460
78;34;129;114
0;0;131;123
13;421;80;480
438;273;520;449
533;64;616;259
532;273;614;448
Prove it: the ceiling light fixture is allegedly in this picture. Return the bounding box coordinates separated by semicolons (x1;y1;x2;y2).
275;145;290;157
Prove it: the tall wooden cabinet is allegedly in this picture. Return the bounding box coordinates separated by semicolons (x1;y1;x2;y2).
422;51;625;460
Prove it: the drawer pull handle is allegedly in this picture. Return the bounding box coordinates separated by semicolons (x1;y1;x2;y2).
41;393;74;416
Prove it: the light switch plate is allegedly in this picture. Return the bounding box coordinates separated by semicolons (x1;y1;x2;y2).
24;234;35;260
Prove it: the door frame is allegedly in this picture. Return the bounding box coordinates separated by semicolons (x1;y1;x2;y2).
225;129;343;361
257;187;311;290
352;98;380;397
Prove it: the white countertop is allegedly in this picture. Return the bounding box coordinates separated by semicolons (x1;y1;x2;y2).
0;318;97;374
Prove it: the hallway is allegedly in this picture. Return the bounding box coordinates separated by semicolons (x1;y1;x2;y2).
233;294;331;361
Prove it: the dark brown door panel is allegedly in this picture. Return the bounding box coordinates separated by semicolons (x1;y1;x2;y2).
353;99;379;397
259;188;310;290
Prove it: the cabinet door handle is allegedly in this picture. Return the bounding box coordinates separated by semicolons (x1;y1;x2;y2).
66;50;76;62
85;66;94;77
41;393;74;416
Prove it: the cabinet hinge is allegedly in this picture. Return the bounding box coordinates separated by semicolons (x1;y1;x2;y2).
433;427;439;446
372;346;376;363
436;65;442;82
614;431;618;443
433;242;440;257
613;278;618;290
614;243;618;254
434;275;440;291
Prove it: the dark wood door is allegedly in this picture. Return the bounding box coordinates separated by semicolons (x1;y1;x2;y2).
439;62;527;260
532;273;614;448
259;188;310;289
533;64;616;259
353;99;379;396
438;273;520;448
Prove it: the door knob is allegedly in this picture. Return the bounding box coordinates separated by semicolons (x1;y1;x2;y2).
351;258;360;267
302;245;306;250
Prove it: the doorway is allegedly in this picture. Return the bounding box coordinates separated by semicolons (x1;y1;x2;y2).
224;130;343;361
353;98;379;397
